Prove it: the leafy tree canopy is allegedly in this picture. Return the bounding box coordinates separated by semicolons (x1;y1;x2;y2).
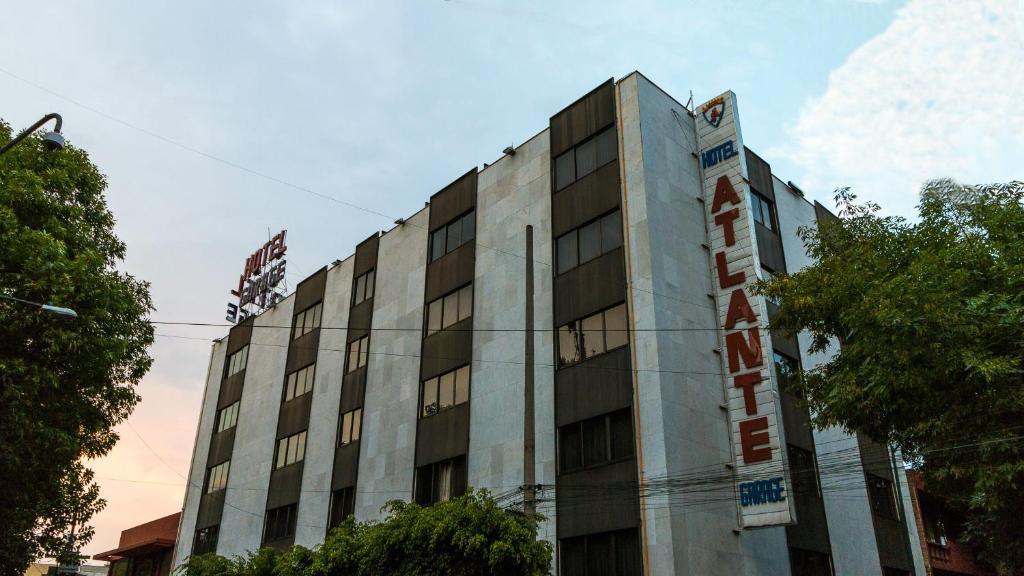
0;120;154;573
177;491;552;576
756;179;1023;574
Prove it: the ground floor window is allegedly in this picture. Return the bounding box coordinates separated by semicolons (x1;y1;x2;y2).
263;503;297;543
789;547;833;576
560;528;641;576
328;486;355;529
414;455;467;505
193;524;219;555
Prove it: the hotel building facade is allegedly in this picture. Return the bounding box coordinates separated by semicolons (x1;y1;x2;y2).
173;72;926;576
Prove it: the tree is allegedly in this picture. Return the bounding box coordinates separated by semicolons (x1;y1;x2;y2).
177;490;553;576
755;179;1024;574
0;120;154;573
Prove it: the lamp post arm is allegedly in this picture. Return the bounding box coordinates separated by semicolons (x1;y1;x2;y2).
0;113;63;155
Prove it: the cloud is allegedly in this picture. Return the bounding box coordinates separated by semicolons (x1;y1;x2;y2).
774;0;1024;216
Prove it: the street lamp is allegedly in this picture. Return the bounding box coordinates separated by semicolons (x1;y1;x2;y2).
0;112;65;156
0;294;78;318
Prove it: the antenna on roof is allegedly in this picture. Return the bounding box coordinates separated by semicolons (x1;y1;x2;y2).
685;91;694;113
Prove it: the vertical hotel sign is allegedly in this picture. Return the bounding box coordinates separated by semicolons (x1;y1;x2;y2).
698;92;794;527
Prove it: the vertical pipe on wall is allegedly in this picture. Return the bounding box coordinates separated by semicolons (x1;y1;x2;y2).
524;225;536;516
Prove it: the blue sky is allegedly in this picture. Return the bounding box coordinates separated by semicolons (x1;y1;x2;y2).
3;0;1021;556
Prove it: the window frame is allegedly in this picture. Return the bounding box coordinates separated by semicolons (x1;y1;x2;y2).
556;303;629;369
205;460;230;493
346;336;370;373
429;210;476;262
420;365;471;418
263;504;297;543
339;407;362;446
274;431;307;470
749;189;776;232
292;302;323;340
216;401;240;433
353;269;376;305
867;473;900;520
425;284;473;336
558;409;634;474
226;345;249;377
554;210;623;276
553;126;618;192
284;364;315;402
328;487;355;529
193;525;219;556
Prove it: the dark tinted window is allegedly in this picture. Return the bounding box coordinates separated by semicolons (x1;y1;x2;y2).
789;547;833;576
328;487;355;529
596;128;618;167
868;474;899;519
578;219;602;264
601;211;623;250
582;416;606;467
559;409;633;473
556;232;578;275
431;229;446;261
555;149;575;191
575;138;597;179
462;212;475;242
557;303;628;368
263;504;296;543
193;525;219;556
610;410;634;460
560;528;640;576
559;423;582;472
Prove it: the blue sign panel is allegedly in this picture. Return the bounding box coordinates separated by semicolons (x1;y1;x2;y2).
739;478;786;507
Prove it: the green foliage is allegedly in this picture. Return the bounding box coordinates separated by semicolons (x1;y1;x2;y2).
176;491;552;576
0;120;154;573
755;179;1024;574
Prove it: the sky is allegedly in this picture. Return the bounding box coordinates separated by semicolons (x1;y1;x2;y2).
2;0;1022;560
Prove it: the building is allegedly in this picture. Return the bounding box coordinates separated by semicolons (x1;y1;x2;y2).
906;471;994;576
94;512;180;576
24;564;106;576
173;72;926;575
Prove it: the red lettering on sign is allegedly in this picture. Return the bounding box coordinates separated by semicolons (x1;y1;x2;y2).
724;288;757;329
712;175;742;213
714;208;740;246
733;372;762;416
739;417;772;464
715;252;745;289
725;327;763;373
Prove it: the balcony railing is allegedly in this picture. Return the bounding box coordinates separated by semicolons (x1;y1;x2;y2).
928;542;951;562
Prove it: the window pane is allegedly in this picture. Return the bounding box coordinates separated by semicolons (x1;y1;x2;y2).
422;378;438;416
427;299;442;335
454;366;470;404
602;211;623;251
442;292;459;328
303;308;313;332
296;432;306;463
286;373;296;401
581;313;606;358
341;411;352;444
749;192;762;225
431;228;446;261
351;408;361;441
292;311;303;338
559;424;582;472
578;220;601;264
355;275;365;303
576;138;597;179
582;416;607;467
286;435;298;464
555;149;575;191
446;220;462;253
461;212;475;242
437;460;453;502
365;270;375;299
558;325;579;367
556;232;578;275
458;285;473;321
604;304;628;350
762;200;774;231
439;371;455;409
614;529;642;576
561;536;586;576
358;337;368;367
596;127;618;167
586;532;613;576
277;439;287;469
610;410;634;460
347;341;358;373
312;303;322;328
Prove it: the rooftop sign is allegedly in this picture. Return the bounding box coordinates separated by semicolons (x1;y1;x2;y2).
226;230;288;323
